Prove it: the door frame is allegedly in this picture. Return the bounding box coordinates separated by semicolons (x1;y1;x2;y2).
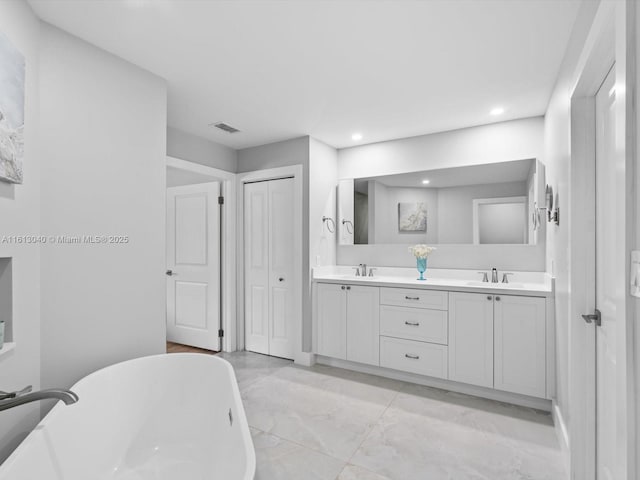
236;165;309;365
567;1;636;479
166;156;237;352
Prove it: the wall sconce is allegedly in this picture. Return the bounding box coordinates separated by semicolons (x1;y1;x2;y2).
538;185;560;225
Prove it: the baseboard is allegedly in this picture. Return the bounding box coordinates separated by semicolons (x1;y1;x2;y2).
294;351;314;367
552;400;570;473
316;355;552;411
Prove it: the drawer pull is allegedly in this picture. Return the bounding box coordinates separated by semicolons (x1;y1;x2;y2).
404;321;420;326
405;353;420;360
405;296;420;300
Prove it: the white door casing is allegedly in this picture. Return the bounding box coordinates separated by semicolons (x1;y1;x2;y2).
595;65;616;480
244;178;295;359
166;182;220;351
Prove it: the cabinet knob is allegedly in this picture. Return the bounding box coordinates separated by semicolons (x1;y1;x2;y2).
487;296;492;301
341;286;346;290
495;296;501;301
346;286;351;290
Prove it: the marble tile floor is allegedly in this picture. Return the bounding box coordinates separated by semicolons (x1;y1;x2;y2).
218;351;566;480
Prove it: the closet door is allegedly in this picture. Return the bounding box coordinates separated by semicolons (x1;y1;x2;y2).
267;178;295;359
244;181;270;355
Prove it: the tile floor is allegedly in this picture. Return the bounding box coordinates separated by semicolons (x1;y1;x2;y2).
218;351;566;480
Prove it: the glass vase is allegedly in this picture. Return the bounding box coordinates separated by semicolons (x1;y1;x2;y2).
416;257;427;281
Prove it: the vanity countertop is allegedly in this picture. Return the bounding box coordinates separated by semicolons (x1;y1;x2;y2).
312;267;553;297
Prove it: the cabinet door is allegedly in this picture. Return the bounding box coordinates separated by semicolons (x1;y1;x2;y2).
346;286;380;366
449;292;494;388
315;283;347;359
494;295;546;397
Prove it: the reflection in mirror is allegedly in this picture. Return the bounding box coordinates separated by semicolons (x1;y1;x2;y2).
338;159;544;246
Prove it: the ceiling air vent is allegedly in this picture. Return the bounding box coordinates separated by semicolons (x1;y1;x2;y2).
211;122;240;134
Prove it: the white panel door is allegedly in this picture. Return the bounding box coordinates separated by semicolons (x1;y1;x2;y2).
244;181;270;355
315;283;347;359
595;65;616;480
448;292;494;388
346;285;380;366
494;295;546;398
166;183;220;350
267;178;295;359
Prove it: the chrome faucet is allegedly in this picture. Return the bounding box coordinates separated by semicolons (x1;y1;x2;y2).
358;264;368;277
491;268;499;283
0;385;79;412
477;271;489;282
502;273;514;284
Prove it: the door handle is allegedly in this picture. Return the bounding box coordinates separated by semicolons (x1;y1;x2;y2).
278;277;284;282
166;270;175;276
582;309;602;327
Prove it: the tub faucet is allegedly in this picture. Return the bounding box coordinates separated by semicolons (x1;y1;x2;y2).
0;385;79;412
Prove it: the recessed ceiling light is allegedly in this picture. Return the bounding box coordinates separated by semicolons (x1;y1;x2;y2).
422;179;430;185
352;133;363;141
490;107;505;116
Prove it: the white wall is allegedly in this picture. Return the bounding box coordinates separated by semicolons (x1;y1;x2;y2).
337;117;545;271
0;0;42;463
309;138;337;269
38;24;167;392
543;0;600;452
167;126;237;173
339;117;544;179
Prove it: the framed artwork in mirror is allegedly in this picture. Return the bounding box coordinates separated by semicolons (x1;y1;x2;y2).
398;202;427;232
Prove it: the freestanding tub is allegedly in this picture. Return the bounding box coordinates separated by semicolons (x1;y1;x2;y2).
0;354;255;479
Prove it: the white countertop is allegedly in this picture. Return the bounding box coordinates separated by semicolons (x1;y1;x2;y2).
312;266;553;297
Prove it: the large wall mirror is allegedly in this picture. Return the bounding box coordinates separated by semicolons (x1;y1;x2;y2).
338;158;545;246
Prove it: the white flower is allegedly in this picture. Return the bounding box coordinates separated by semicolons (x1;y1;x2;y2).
408;244;436;258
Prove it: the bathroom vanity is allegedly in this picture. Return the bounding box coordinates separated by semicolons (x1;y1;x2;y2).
312;268;554;410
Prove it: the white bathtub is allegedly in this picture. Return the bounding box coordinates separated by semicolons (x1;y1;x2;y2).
0;353;255;480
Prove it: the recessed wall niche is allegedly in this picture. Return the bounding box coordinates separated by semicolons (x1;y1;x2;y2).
0;258;13;345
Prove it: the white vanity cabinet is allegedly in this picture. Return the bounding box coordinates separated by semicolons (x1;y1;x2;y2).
313;278;551;406
315;283;347;359
449;292;495;388
494;295;546;398
449;292;547;396
314;283;380;366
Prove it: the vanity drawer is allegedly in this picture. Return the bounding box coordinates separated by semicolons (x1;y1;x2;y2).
380;336;448;379
380;305;448;345
380;287;448;310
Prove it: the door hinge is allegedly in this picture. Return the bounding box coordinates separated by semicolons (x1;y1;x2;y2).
218;196;224;205
218;329;224;338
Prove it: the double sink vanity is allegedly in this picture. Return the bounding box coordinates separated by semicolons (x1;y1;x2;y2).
312;267;554;409
313;157;554;409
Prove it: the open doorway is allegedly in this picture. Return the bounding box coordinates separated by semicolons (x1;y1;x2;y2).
165;157;237;355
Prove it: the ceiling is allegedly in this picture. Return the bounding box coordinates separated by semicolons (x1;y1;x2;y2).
359;158;534;189
28;0;581;150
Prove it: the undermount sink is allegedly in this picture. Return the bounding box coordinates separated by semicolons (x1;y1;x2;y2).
465;281;526;289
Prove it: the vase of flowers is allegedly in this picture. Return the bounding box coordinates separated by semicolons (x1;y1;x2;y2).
408;244;436;280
